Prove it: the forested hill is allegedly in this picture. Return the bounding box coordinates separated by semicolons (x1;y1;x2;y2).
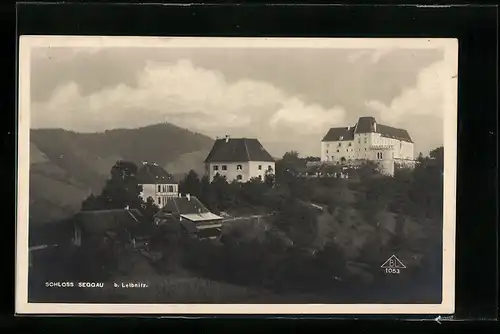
29;123;214;225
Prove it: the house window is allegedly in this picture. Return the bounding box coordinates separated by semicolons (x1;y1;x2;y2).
213;165;219;171
157;185;161;192
358;139;361;144
258;175;262;180
338;143;342;147
364;138;367;144
236;175;243;180
168;185;174;192
336;149;340;153
348;143;352;147
157;197;161;205
258;165;262;170
162;185;166;192
222;165;227;171
326;144;330;148
237;165;243;171
268;165;273;171
326;150;329;154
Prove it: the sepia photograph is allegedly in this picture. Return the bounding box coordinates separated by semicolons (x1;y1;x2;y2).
16;36;458;315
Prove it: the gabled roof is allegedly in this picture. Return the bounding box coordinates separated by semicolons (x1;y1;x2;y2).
137;163;177;184
155;196;223;222
75;209;143;234
156;195;210;216
204;137;275;163
376;124;413;143
354;116;413;142
354;116;377;133
321;127;355;142
323;116;413;143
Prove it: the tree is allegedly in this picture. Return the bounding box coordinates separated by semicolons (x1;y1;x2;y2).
81;160;143;211
275;199;318;249
141;196;160;222
179;170;201;197
282;150;300;161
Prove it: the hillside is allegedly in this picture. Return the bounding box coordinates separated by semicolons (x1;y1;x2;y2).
29;123;214;225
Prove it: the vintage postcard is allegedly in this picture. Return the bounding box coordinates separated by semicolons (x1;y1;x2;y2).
16;36;458;315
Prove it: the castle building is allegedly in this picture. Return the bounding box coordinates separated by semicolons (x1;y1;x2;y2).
204;136;276;183
321;116;415;175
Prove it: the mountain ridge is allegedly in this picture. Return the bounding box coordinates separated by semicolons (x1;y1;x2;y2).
29;122;215;225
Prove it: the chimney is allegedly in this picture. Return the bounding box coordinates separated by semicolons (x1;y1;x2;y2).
125;205;129;210
142;161;148;165
225;135;230;143
347;126;350;131
186;193;191;201
373;122;377;132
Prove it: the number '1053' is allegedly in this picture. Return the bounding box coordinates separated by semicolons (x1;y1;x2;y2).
385;268;400;274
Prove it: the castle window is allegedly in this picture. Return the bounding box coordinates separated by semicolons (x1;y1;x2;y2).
258;165;262;170
221;165;227;171
237;165;243;171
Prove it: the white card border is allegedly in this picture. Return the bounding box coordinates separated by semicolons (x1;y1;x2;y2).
16;36;458;315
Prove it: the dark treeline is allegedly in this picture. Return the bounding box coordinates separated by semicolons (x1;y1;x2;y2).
30;146;444;303
173;147;444;301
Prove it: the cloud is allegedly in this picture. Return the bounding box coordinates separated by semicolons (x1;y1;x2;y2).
363;60;454;155
270;98;345;134
365;60;454;123
31;59;347;140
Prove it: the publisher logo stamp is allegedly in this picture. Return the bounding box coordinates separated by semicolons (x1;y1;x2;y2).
381;255;406;274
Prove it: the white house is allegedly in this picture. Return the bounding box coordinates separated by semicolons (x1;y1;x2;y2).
204;135;276;183
321;116;415;175
137;162;179;208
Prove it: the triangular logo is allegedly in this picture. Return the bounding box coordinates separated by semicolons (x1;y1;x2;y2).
381;255;406;269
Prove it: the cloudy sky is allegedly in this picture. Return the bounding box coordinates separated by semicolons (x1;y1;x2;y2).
30;44;447;157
